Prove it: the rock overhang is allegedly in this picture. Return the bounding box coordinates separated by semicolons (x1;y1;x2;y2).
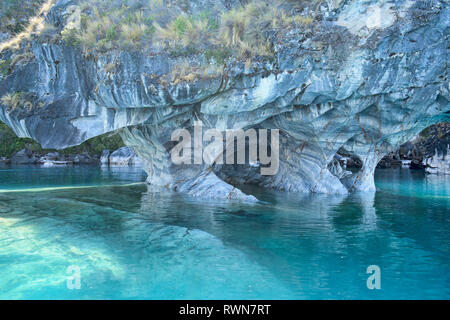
0;0;448;199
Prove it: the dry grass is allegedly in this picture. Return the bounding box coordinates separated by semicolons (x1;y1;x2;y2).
1;0;321;56
1;92;39;111
215;1;317;60
63;5;156;51
170;62;201;84
104;62;117;74
168;61;222;85
1;92;24;111
0;0;323;85
154;13;215;50
66;0;319;60
0;0;55;52
39;23;59;42
10;51;34;67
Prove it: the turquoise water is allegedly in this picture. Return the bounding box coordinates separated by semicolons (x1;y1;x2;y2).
0;165;448;299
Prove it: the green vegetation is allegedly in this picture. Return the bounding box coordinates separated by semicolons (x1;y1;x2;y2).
1;0;321;84
0;122;125;158
61;28;82;47
60;133;125;157
218;1;317;59
0;0;55;52
62;1;160;51
153;11;219;54
62;0;319;62
0;122;42;157
205;48;232;64
0;0;46;34
0;59;11;76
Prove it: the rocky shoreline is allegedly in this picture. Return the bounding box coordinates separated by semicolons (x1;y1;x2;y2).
0;146;142;167
1;122;449;174
326;123;449;175
378;123;449;174
1;129;448;175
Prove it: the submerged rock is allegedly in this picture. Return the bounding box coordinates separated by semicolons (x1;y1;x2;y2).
40;160;73;167
0;0;449;200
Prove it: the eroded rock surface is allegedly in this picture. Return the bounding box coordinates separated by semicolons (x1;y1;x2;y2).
0;0;449;200
107;146;142;166
424;146;450;175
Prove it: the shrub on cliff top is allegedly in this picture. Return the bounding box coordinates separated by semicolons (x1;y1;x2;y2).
1;92;25;111
0;0;47;34
0;0;55;52
0;0;323;83
62;0;320;61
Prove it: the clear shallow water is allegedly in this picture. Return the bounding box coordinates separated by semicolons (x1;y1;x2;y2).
0;165;147;190
0;166;448;299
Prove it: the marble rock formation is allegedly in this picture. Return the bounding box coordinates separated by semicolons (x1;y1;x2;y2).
106;147;142;166
0;0;449;200
424;146;450;175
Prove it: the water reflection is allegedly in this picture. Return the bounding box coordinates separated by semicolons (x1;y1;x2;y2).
0;165;147;191
136;176;448;299
0;167;448;299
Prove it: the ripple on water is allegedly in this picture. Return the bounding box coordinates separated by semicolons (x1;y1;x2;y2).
0;167;448;299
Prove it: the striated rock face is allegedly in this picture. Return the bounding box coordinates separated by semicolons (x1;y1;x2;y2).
424;145;450;175
106;146;142;166
420;123;450;174
402;122;450;160
100;150;110;165
0;0;449;200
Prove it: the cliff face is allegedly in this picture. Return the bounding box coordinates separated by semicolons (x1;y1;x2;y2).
0;0;449;200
